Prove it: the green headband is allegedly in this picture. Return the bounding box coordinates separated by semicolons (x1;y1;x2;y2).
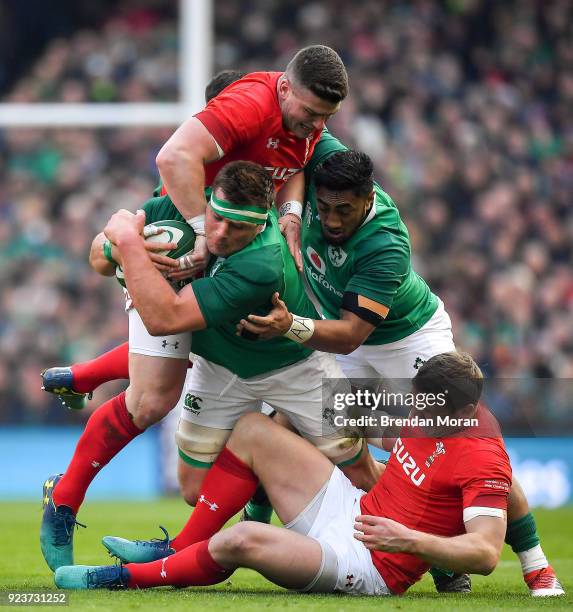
209;193;269;225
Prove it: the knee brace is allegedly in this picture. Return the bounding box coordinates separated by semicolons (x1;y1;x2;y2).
175;419;232;467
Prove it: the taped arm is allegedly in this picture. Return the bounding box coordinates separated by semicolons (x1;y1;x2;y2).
240;291;385;353
296;307;377;354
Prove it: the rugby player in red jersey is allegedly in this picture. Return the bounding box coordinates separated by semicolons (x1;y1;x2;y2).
56;352;555;597
158;44;347;270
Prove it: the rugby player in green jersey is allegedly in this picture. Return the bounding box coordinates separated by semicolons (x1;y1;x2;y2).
40;160;379;573
239;140;563;596
242;134;451;382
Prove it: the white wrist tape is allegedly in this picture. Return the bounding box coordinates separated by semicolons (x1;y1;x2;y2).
186;214;205;236
284;314;315;343
143;224;162;238
178;252;195;270
279;200;303;220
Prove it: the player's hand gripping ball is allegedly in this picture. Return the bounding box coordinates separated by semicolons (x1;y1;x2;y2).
115;220;196;287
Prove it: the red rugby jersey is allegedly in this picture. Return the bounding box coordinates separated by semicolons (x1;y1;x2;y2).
160;72;321;195
360;406;512;594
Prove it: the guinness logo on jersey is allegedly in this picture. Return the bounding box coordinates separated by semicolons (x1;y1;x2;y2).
327;245;347;267
306;246;325;274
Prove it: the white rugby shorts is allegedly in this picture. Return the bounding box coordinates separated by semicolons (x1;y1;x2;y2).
287;467;390;595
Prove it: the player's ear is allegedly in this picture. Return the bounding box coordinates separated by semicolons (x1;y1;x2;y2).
277;75;290;100
458;403;477;420
366;190;375;212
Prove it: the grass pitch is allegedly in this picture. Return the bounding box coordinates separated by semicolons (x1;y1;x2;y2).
1;499;572;610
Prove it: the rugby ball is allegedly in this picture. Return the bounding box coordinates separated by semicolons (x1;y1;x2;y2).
115;220;196;287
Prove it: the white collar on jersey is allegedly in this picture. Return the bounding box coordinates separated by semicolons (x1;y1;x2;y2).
358;193;378;230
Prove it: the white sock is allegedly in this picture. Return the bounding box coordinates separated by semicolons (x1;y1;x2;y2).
518;544;548;575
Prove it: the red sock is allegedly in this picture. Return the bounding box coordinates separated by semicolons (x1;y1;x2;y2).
126;539;231;588
171;447;258;551
70;342;129;394
52;392;142;513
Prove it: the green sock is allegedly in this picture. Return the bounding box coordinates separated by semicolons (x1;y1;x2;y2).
429;566;455;579
505;512;540;553
244;499;273;523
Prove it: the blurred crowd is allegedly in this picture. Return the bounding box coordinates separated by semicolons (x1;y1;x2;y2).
0;127;173;424
3;2;178;104
1;0;572;426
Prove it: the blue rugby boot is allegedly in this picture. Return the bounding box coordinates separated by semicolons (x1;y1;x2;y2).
40;474;86;571
41;367;92;410
102;525;175;564
55;564;130;590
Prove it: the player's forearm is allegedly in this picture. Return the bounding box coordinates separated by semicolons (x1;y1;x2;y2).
114;235;179;332
409;530;500;575
89;233;116;277
301;319;364;354
276;171;304;208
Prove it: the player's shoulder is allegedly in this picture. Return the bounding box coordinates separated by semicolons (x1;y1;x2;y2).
451;433;511;479
351;186;409;252
141;194;183;224
200;71;280;133
312;128;347;157
352;223;410;272
305;129;348;179
216;71;280;104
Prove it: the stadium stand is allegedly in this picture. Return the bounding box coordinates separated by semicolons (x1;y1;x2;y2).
1;0;572;425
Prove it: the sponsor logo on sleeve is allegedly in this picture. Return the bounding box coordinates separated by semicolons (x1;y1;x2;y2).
484;479;510;493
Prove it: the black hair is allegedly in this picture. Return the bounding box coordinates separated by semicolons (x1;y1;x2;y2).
205;70;246;102
286;45;348;103
313;150;374;198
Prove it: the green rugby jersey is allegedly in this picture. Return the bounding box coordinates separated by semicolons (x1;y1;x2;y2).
142;194;316;377
302;131;438;345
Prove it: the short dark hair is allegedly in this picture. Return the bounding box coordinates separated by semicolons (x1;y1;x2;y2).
286;45;348;103
213;161;274;210
413;352;484;414
313;150;374;198
205;70;246;102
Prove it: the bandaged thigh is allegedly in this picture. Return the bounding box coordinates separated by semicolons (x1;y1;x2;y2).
175;420;232;466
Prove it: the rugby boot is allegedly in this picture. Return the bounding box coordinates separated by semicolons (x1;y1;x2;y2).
40;474;86;571
41;367;91;410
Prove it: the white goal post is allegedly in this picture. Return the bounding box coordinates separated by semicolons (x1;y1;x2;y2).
0;0;212;127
